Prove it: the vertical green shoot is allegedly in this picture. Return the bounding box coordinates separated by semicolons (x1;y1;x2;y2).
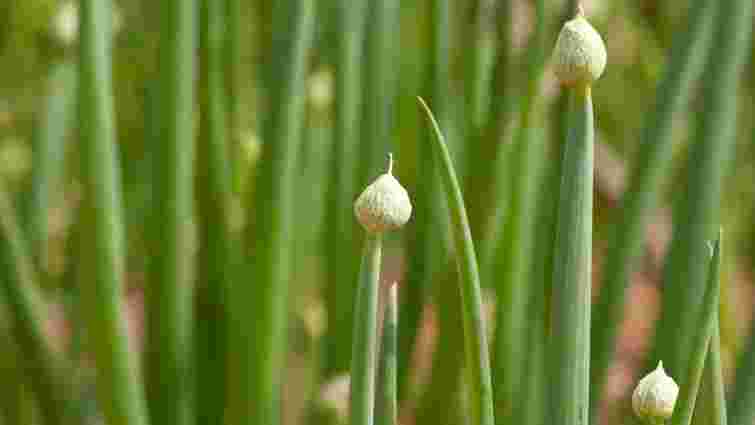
145;0;196;423
0;188;73;425
377;283;398;425
236;1;315;424
419;97;495;425
358;0;399;188
322;0;367;377
548;82;594;425
707;317;728;425
78;0;149;423
350;234;383;425
590;0;717;413
650;0;754;379
194;0;234;423
491;1;546;422
670;237;722;425
23;62;77;270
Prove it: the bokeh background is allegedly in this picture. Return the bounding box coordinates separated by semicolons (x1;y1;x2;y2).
0;0;753;424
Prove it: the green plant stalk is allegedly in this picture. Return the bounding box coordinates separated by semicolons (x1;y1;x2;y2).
0;189;73;425
403;0;452;405
729;322;755;425
195;0;233;423
78;0;149;423
322;0;367;377
650;0;753;380
707;317;727;425
548;83;593;425
376;283;398;425
589;0;717;414
238;1;315;424
464;0;512;243
415;265;464;425
22;61;76;270
670;237;722;425
491;1;546;422
224;0;240;192
518;271;548;425
358;0;399;189
0;333;36;425
419;97;496;425
350;234;383;425
463;0;495;130
145;0;196;423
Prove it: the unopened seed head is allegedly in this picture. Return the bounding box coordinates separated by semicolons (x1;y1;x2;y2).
552;10;607;86
354;155;412;233
632;361;679;421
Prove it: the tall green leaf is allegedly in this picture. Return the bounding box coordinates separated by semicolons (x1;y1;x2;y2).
234;1;315;424
194;0;234;423
589;0;717;414
419;97;495;425
548;82;594;425
649;0;754;380
78;0;149;422
145;0;196;423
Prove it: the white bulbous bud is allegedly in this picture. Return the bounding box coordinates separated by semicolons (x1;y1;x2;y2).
633;361;680;422
552;8;607;86
354;155;412;233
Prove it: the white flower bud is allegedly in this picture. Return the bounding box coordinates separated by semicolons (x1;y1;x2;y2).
354;155;412;233
633;361;680;422
552;8;607;87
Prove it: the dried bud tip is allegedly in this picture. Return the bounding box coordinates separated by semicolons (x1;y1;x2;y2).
632;361;680;421
552;12;607;87
576;3;585;18
354;157;412;233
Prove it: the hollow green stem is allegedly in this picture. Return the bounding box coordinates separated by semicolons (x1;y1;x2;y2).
145;0;196;423
377;283;398;425
590;0;717;413
350;234;383;425
236;2;315;424
670;237;722;425
322;0;367;377
194;0;234;423
491;1;546;421
78;0;149;423
650;0;753;380
0;188;73;425
549;83;593;425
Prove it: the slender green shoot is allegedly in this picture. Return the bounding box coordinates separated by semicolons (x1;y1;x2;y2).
670;237;722;425
376;283;398;425
707;316;727;425
78;0;149;423
418;96;495;425
548;82;594;425
322;0;367;377
23;61;76;270
194;0;234;423
650;0;754;379
235;1;315;424
491;1;546;422
590;0;717;412
350;234;383;425
145;0;196;422
0;188;73;425
358;0;398;189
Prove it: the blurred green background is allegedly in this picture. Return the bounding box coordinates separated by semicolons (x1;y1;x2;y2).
0;0;753;424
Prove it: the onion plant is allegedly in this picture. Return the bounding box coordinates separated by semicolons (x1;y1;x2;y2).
1;2;755;425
